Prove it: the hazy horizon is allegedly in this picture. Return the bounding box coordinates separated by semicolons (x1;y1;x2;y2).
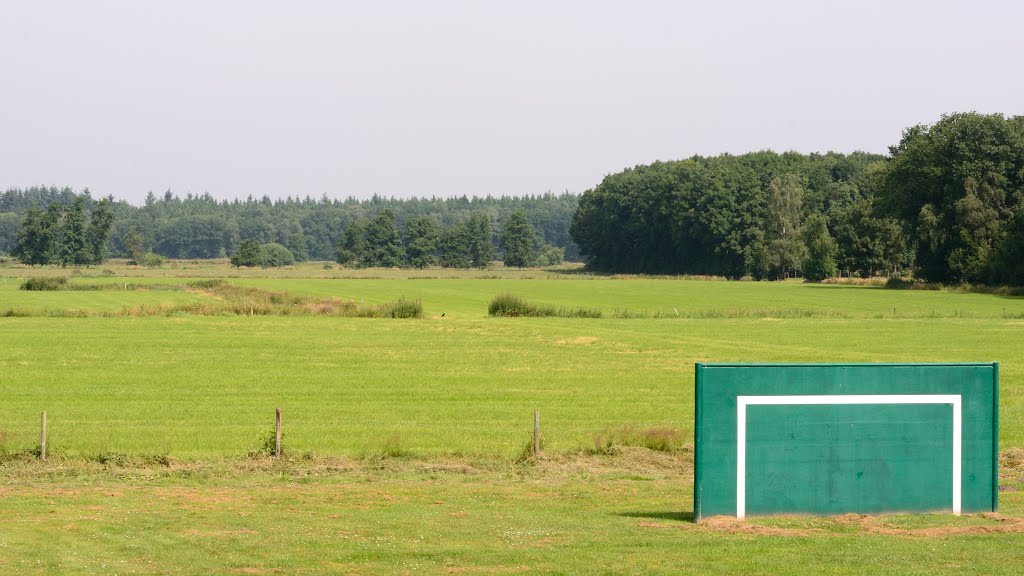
3;0;1022;205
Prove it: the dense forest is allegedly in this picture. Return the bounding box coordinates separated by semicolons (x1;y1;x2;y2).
571;112;1024;284
0;191;581;265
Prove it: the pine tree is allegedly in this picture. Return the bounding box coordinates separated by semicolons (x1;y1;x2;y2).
404;216;440;268
12;205;47;265
286;231;309;262
59;196;91;266
336;219;368;266
364;209;406;267
230;239;262;267
86;197;114;264
501;209;536;267
438;223;471;268
468;213;494;268
41;203;63;264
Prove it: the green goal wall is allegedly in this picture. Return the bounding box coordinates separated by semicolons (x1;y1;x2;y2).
693;363;998;522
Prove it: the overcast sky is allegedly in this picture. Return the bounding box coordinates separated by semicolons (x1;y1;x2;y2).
2;0;1022;204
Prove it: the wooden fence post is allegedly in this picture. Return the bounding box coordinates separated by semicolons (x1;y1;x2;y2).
275;408;282;459
40;411;47;462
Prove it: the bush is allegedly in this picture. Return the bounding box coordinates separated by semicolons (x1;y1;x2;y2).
885;277;941;290
488;293;537;316
247;427;282;458
488;293;602;318
20;276;70;291
259;243;295;268
137;252;166;267
536;244;565;266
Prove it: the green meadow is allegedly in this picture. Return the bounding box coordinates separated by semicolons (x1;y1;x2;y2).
2;262;1023;457
2;261;1024;574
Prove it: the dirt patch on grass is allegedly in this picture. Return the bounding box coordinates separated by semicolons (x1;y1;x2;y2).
692;516;826;537
687;513;1024;538
835;512;1024;537
554;336;598;346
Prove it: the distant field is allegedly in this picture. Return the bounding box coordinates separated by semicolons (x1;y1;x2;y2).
2;261;1023;457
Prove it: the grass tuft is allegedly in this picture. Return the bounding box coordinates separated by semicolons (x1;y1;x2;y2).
373;298;423;319
593;426;689;453
186;278;227;289
379;435;414;459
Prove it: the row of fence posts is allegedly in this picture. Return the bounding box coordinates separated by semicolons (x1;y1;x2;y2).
32;408;543;461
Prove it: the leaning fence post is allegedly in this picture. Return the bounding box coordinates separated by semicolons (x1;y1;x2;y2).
533;410;540;457
40;411;47;462
275;408;282;459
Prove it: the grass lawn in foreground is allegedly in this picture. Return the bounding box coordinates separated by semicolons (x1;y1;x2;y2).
1;454;1023;576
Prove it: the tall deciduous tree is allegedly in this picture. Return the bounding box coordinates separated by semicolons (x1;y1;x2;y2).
501;209;536;267
801;213;837;282
123;228;147;264
765;174;806;278
991;207;1024;286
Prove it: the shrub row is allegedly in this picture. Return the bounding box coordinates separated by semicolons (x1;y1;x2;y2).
20;276;73;291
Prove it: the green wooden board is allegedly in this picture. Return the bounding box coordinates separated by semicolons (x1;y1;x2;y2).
694;363;998;522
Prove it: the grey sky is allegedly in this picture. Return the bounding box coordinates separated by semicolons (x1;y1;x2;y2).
2;0;1021;205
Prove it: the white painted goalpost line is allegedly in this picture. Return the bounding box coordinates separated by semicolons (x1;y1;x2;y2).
736;394;962;519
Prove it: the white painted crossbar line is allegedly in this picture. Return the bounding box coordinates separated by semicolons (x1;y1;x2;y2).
736;394;962;519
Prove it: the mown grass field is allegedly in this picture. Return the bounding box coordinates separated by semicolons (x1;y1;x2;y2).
2;260;1024;574
2;456;1023;576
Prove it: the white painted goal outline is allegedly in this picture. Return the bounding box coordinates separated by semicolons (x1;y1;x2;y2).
736;394;962;519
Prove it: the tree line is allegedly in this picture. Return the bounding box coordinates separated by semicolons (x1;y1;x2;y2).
5;112;1022;283
571;112;1024;284
0;190;580;266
